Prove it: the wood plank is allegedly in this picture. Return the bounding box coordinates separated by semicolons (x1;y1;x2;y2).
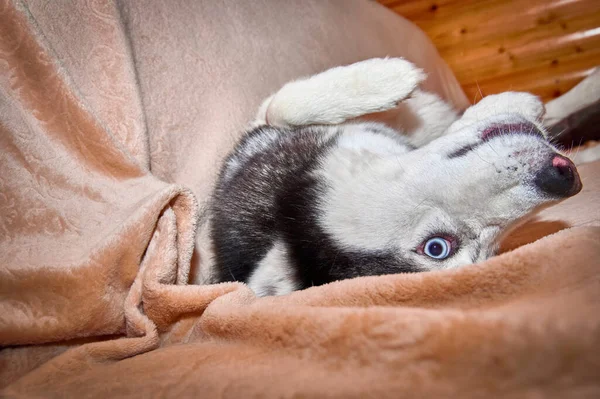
453;29;600;84
462;64;596;100
433;4;600;53
378;0;600;103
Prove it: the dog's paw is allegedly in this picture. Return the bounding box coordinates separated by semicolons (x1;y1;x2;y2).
265;58;426;126
464;92;545;122
339;57;427;113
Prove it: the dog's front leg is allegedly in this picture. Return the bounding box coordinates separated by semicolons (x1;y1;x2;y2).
254;58;425;127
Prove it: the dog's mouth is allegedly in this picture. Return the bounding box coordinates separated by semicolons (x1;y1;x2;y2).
448;121;545;159
481;121;545;142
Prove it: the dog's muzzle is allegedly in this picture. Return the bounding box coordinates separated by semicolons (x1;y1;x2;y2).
482;121;582;198
534;154;582;198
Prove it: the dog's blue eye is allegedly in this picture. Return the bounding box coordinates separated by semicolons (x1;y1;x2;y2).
423;237;451;259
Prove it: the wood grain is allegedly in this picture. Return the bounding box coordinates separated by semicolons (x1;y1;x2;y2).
378;0;600;102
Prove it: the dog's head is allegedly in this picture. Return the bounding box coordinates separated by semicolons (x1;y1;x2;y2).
318;93;582;272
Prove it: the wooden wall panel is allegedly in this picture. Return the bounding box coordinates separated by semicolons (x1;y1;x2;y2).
378;0;600;102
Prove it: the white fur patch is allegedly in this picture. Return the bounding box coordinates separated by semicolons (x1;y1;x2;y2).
336;123;412;156
396;89;459;147
247;241;298;297
315;126;413;252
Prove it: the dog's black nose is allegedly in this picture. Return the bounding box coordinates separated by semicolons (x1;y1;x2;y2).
534;154;582;197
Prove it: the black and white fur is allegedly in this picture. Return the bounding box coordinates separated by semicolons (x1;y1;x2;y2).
210;58;582;297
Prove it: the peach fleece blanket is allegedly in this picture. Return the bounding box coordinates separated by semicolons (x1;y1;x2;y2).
1;1;599;398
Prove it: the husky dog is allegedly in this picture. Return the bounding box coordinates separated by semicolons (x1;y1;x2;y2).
210;58;582;297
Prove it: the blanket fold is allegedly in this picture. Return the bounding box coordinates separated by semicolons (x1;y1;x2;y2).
0;0;200;367
3;227;600;397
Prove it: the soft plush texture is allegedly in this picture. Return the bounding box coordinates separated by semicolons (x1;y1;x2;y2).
1;0;599;397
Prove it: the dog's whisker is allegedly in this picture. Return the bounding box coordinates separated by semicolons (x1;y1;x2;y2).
485;139;499;156
330;248;342;271
571;137;584;159
472;147;493;165
412;198;428;213
475;81;484;103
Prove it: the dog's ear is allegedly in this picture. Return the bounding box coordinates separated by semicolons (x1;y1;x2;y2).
447;92;546;135
254;58;426;128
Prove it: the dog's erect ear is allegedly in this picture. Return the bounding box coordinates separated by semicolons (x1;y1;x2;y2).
447;92;546;135
254;58;426;127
